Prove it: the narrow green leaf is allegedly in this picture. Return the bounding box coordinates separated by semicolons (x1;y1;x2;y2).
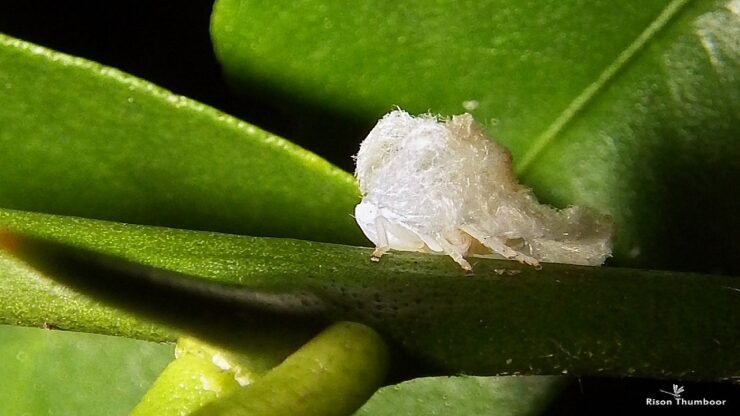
0;325;173;416
2;208;738;381
211;0;740;273
0;33;364;245
355;376;567;416
0;241;174;342
0;223;318;352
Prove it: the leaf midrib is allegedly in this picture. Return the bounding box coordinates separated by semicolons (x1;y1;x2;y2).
515;0;693;174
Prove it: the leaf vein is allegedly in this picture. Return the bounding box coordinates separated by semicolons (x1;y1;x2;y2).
516;0;693;174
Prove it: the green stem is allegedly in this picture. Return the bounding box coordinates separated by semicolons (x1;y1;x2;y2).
194;322;390;416
129;352;241;416
130;332;308;416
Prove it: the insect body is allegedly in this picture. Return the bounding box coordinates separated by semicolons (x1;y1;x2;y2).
354;110;613;271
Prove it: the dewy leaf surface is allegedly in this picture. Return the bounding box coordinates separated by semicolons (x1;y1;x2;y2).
211;0;740;273
0;33;364;245
2;209;738;381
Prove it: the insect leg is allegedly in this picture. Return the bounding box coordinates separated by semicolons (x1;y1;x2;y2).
434;234;473;273
460;224;541;269
371;216;391;262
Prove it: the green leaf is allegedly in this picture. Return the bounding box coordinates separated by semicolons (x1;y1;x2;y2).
211;0;740;273
0;32;365;413
0;33;364;245
355;376;567;416
2;208;738;381
0;324;173;416
0;238;174;342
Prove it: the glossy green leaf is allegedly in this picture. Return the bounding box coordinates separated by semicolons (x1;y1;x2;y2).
2;208;738;381
0;33;364;246
211;0;740;273
355;376;567;416
0;325;173;416
0;31;367;414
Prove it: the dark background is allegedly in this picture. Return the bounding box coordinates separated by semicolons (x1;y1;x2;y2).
0;1;368;172
1;1;737;414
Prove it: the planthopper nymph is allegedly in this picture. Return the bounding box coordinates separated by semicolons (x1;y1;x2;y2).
353;109;614;272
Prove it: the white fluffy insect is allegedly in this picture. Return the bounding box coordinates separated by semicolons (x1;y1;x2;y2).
354;110;614;272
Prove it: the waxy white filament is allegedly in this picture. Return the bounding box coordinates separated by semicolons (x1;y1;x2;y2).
354;110;613;271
